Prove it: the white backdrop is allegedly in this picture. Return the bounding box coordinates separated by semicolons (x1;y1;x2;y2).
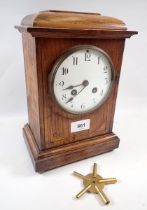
0;1;147;210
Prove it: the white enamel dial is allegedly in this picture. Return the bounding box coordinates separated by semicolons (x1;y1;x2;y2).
50;45;114;114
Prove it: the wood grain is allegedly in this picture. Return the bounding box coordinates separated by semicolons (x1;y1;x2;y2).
20;10;126;30
23;124;119;172
22;33;44;149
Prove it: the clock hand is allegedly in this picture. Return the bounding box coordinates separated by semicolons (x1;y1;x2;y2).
63;80;89;90
65;87;85;104
66;97;74;104
64;85;74;90
76;85;86;96
66;81;89;104
66;88;85;104
74;80;89;96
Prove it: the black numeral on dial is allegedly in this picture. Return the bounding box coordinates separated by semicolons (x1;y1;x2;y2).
98;56;101;64
62;94;67;100
85;50;91;61
81;104;86;109
105;78;109;84
100;89;103;96
62;67;68;75
70;104;74;108
103;66;108;73
58;81;64;86
73;56;78;65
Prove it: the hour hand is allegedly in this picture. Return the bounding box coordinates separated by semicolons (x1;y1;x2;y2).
63;80;89;90
63;85;74;90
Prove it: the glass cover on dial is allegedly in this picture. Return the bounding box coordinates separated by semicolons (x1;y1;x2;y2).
50;45;114;114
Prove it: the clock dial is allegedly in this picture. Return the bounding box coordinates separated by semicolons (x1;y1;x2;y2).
50;45;114;114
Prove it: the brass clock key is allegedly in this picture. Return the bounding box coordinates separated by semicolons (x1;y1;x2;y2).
73;163;117;205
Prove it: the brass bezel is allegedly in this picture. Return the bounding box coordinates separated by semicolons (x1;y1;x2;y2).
49;45;115;115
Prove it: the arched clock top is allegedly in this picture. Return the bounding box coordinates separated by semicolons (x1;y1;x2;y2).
20;10;126;31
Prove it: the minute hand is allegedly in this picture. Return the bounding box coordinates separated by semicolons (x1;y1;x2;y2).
76;85;87;96
76;80;89;96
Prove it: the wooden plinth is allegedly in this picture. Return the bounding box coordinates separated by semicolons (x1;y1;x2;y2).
23;124;120;173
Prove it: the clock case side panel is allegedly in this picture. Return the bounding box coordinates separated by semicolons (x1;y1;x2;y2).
107;39;126;131
22;32;44;150
37;38;125;149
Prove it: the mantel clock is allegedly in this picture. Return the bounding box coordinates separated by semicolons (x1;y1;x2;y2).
16;10;137;172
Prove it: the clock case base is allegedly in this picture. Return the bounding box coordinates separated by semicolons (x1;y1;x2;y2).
23;123;119;173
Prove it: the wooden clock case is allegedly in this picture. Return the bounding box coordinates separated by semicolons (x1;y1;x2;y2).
16;10;137;172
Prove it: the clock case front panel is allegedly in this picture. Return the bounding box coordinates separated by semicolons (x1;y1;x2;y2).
31;38;124;150
17;10;137;172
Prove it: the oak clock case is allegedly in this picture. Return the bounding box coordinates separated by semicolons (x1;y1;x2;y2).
49;45;114;115
16;10;137;172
